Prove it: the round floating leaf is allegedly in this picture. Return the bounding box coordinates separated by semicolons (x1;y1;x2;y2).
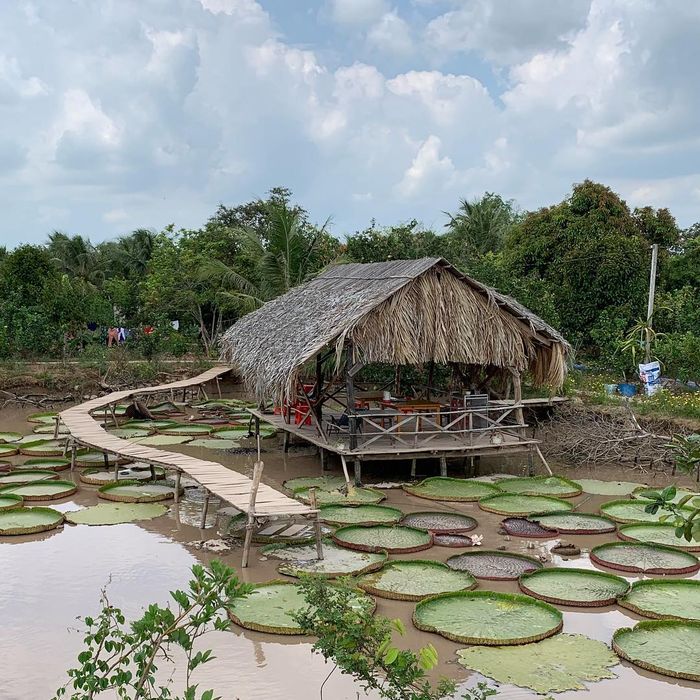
159;423;213;435
0;494;23;510
187;438;241;450
400;511;477;534
284;475;347;492
0;479;77;501
618;579;700;621
212;427;251;440
519;567;629;607
433;533;475;548
263;541;387;578
295;486;385;506
228;580;374;635
495;475;582;498
74;450;125;467
501;517;558;538
359;560;476;601
319;504;403;526
0;469;59;485
612;620;700;682
0;431;22;443
0;444;19;457
0;506;64;535
108;428;152;439
478;494;573;516
123;420;178;430
26;411;58;424
228;513;333;545
33;424;69;435
600;498;693;524
134;434;194;446
332;524;432;553
446;550;542;580
98;480;177;503
65;503;168;526
632;485;700;505
403;477;500;502
80;467;166;485
413;590;562;645
21;457;70;472
576;478;646;496
456;633;618;694
149;401;183;415
530;511;617;534
617;522;700;551
19;439;65;456
590;541;700;575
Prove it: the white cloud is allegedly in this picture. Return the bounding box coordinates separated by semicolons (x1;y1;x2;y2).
367;11;413;55
329;0;387;26
396;135;456;197
0;54;47;100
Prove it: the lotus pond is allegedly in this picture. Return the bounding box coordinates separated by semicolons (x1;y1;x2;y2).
1;401;699;699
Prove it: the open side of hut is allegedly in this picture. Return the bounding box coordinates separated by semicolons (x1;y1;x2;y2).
219;257;570;468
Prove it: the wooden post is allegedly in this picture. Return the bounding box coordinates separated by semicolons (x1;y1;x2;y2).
113;461;119;480
314;353;324;427
283;430;290;453
109;404;118;427
149;463;156;481
340;454;351;489
200;491;210;529
319;448;327;471
216;376;222;398
174;470;181;504
353;459;361;486
308;487;324;560
103;451;110;470
427;361;434;400
527;449;534;476
70;441;77;471
345;341;357;451
242;460;264;568
511;369;524;431
535;445;553;476
53;416;60;439
410;458;417;478
439;455;447;477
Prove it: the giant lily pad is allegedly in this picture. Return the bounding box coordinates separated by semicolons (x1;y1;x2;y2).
0;444;19;457
0;431;22;443
134;434;193;446
576;478;646;496
530;511;616;534
0;494;23;511
263;540;387;578
187;438;241;450
98;480;177;503
446;550;542;580
0;479;77;501
212;427;253;440
612;620;700;681
228;580;374;635
403;477;500;502
123;420;178;430
0;469;59;485
600;499;693;524
149;401;183;415
32;424;69;435
618;579;700;621
332;524;432;553
501;517;558;538
284;475;347;493
65;502;168;526
74;450;126;467
478;494;573;516
617;522;700;551
159;423;213;436
0;506;64;535
228;514;333;545
495;475;582;498
319;504;403;526
433;534;475;548
358;560;476;601
400;511;477;534
295;486;385;506
632;486;700;506
519;567;629;607
18;439;65;456
456;633;618;694
26;411;58;424
108;428;152;439
22;457;70;472
413;590;562;645
590;541;700;575
80;466;166;485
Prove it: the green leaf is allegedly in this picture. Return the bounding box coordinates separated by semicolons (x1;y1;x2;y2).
383;647;399;665
662;486;677;501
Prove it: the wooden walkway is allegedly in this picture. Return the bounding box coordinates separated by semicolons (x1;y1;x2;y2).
59;367;316;521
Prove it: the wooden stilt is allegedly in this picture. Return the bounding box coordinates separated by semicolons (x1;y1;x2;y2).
109;404;118;427
439;455;447;477
340;454;351;488
410;458;417;478
320;448;327;471
149;463;156;481
353;459;362;486
113;461;119;480
201;385;209;401
535;445;553;476
242;460;264;568
70;441;77;471
309;487;323;560
527;449;535;476
216;377;222;398
283;431;290;453
200;491;210;529
174;470;181;503
103;451;110;470
53;416;60;439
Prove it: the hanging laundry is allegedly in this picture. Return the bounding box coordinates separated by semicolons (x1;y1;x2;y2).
107;328;119;347
117;327;127;343
144;325;154;335
170;320;180;331
87;322;98;332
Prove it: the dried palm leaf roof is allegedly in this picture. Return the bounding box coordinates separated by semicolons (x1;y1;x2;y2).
220;257;570;401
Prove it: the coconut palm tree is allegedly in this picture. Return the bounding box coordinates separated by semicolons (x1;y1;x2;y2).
47;232;104;287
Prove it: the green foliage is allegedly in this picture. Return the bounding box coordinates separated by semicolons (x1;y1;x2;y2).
53;560;252;700
294;575;483;700
656;333;700;382
641;482;700;543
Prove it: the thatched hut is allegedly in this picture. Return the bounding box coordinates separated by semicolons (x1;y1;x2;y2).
220;257;570;404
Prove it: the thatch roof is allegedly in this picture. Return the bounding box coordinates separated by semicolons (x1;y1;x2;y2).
220;257;570;401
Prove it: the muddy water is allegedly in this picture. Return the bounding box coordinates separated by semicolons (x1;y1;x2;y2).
1;401;699;700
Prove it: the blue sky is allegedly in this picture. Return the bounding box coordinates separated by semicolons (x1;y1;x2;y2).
1;0;699;247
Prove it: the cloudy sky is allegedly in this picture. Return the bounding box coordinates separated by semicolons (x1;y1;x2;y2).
2;0;699;247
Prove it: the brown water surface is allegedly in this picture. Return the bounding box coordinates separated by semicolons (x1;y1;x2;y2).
1;401;699;699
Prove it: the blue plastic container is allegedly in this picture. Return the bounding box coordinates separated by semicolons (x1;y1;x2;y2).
618;383;637;397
